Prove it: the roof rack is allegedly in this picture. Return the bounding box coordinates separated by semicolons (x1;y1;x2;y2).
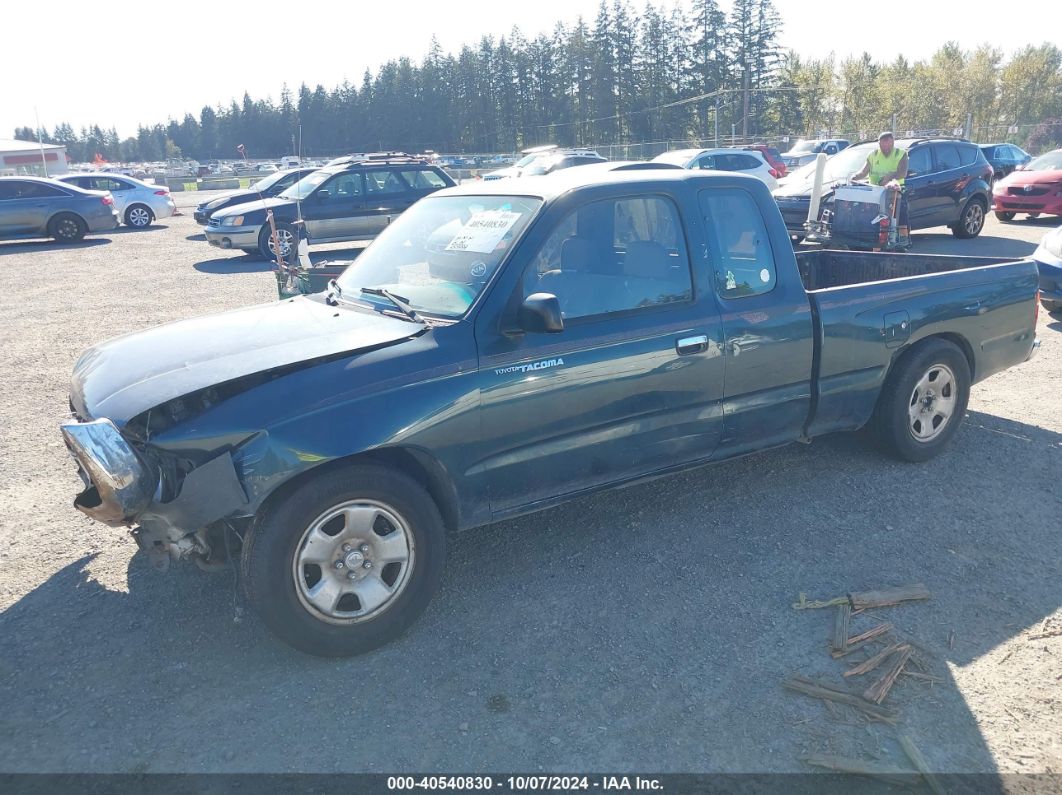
327;151;428;167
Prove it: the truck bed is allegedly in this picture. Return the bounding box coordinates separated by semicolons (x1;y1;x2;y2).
795;249;1039;441
795;250;1017;291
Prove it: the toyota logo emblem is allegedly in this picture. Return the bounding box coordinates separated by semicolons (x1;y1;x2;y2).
1024;185;1033;193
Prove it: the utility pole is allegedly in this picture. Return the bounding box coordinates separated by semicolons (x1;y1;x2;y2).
714;95;720;148
742;68;750;141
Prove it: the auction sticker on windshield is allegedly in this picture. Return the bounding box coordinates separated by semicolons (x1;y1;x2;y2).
445;210;522;253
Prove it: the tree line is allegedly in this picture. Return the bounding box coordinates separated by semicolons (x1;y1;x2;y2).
12;0;1062;162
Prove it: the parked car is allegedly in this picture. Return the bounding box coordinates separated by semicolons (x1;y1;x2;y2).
773;138;994;240
60;167;1040;656
781;138;850;169
1032;223;1062;314
0;176;119;243
979;143;1031;180
193;167;318;224
651;148;779;190
482;146;604;180
991;149;1062;222
205;153;455;259
739;144;787;177
57;173;175;229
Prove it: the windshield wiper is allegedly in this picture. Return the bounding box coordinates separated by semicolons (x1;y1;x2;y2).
359;286;428;325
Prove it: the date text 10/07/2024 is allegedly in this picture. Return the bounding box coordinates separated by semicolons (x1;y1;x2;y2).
386;776;664;791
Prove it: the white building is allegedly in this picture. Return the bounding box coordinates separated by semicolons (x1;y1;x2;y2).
0;138;69;177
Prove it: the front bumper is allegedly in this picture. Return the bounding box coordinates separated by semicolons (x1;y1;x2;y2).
193;208;211;224
60;418;158;526
205;224;260;249
1036;260;1062;307
992;194;1062;216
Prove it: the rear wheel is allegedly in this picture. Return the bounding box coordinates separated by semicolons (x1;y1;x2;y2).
124;204;153;228
1028;212;1041;219
951;198;986;238
994;211;1015;222
242;464;446;657
49;213;87;243
870;339;970;462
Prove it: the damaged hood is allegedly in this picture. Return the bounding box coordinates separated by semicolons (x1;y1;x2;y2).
71;296;421;425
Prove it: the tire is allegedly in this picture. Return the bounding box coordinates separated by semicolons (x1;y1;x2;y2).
241;463;446;657
951;198;986;238
1028;213;1041;219
995;211;1015;223
870;338;971;463
48;213;87;243
258;222;297;262
124;204;153;228
1043;299;1062;317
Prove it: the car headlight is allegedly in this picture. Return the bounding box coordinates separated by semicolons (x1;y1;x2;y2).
227;216;245;227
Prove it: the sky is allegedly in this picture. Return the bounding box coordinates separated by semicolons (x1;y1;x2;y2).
2;0;1058;139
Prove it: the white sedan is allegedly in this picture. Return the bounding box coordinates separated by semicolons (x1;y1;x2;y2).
57;173;176;228
651;148;779;190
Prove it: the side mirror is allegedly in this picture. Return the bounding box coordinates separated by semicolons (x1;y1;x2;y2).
519;293;564;333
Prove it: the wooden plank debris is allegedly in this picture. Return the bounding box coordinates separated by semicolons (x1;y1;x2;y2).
844;642;908;678
783;676;899;723
830;623;893;658
864;646;914;704
899;735;947;795
833;604;852;652
849;584;931;610
802;754;917;785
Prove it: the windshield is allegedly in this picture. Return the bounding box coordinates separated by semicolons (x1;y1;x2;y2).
785;143;876;189
335;195;543;318
652;150;698;166
280;169;332;200
1026;151;1062;171
789;140;818;154
523;156;558;176
250;170;289;192
514;153;542;168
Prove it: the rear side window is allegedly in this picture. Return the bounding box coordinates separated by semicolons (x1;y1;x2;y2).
93;177;131;192
699;188;776;298
957;145;978;166
934;144;962;171
363;169;407;195
5;181;67;198
398;169;447;189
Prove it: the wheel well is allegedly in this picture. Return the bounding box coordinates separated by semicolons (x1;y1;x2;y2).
256;448;460;533
893;333;976;382
47;211;85;231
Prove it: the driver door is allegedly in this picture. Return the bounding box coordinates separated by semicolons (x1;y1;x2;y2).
302;172;365;241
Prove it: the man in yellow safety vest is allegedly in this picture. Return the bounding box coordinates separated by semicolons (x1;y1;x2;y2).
852;131;908;186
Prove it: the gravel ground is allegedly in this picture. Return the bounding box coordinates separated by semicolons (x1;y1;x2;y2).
0;192;1059;776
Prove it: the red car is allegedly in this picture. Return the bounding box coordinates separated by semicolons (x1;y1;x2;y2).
741;144;787;178
992;148;1062;222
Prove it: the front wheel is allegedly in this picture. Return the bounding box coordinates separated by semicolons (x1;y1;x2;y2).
995;211;1015;223
258;222;297;262
870;339;971;462
952;198;986;238
242;464;446;657
49;212;87;242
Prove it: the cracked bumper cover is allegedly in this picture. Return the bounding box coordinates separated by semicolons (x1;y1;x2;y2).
61;418;249;536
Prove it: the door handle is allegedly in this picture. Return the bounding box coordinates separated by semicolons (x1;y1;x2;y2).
676;335;708;355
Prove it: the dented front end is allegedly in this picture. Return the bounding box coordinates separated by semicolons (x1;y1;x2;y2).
60;418;159;526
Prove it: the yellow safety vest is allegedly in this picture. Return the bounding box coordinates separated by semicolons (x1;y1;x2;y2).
868;147;906;186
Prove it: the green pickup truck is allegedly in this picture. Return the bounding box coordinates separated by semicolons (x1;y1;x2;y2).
61;164;1041;655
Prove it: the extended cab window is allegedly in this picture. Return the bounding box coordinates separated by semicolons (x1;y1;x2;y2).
699;188;776;298
523;195;692;320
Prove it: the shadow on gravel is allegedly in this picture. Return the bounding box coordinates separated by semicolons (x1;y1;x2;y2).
185;233;206;242
0;413;1058;777
911;233;1037;258
194;256;273;274
0;238;110;255
110;225;167;235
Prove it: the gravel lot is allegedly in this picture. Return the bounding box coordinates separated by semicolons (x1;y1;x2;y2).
0;191;1059;776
